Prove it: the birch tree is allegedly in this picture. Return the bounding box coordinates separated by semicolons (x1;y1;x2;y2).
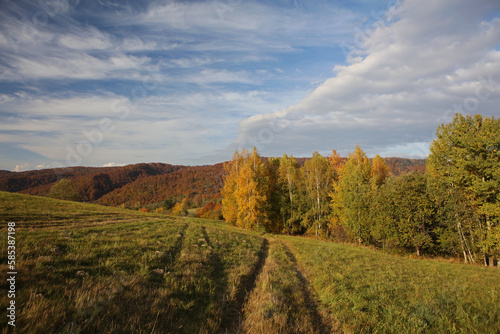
428;113;500;266
304;152;332;236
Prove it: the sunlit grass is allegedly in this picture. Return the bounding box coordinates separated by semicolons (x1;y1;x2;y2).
1;191;499;333
0;191;266;333
242;237;331;333
0;191;160;228
282;236;500;334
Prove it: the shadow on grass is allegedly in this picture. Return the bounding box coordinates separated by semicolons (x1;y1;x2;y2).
281;241;333;334
220;237;270;333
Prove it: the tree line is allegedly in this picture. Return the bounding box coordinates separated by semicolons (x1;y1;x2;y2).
221;114;500;267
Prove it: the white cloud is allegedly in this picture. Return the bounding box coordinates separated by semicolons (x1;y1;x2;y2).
13;162;50;172
184;69;260;85
0;88;299;167
1;52;154;81
135;0;357;52
234;0;500;157
102;162;125;167
0;93;127;117
13;163;32;172
58;27;114;50
58;26;159;52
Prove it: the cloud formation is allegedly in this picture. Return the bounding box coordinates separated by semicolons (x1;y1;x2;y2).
0;0;499;171
234;0;500;158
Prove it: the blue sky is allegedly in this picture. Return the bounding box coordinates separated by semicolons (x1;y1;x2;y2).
0;0;499;171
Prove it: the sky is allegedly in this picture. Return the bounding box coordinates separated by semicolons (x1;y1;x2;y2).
0;0;499;172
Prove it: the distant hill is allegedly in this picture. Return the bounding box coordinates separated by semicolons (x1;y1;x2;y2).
97;163;225;208
0;157;425;208
383;157;426;175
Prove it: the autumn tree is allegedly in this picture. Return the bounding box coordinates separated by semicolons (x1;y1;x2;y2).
264;157;281;232
381;173;436;256
367;155;392;248
221;147;269;231
197;201;223;220
370;179;399;250
172;197;189;216
327;150;346;240
235;147;268;230
429;178;478;263
327;149;345;181
428;113;500;266
221;149;245;225
277;154;303;233
371;154;390;189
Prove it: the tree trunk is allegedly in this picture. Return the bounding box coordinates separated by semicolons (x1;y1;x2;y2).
457;220;468;263
457;221;474;263
486;216;494;267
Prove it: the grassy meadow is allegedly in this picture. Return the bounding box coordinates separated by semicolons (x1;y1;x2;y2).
1;191;499;333
282;236;500;333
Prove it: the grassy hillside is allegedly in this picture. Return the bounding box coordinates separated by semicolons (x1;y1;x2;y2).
0;192;265;333
282;236;500;333
1;191;498;333
0;191;159;228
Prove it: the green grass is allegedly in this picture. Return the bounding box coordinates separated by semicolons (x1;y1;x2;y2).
281;236;500;334
0;192;265;333
0;191;161;228
242;237;331;333
1;191;499;333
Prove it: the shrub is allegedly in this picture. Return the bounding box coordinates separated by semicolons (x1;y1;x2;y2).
49;179;81;201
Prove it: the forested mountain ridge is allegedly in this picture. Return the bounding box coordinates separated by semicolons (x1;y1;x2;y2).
0;158;424;208
97;163;226;208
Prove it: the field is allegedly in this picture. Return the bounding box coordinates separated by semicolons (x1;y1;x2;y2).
1;191;499;333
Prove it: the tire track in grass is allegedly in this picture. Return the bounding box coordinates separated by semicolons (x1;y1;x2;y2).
146;222;189;286
221;236;270;333
200;225;228;332
280;240;333;334
159;223;218;333
163;222;189;267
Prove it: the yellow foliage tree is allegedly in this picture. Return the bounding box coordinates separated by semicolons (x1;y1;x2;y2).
371;154;390;189
172;198;189;216
221;149;246;225
221;147;268;230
